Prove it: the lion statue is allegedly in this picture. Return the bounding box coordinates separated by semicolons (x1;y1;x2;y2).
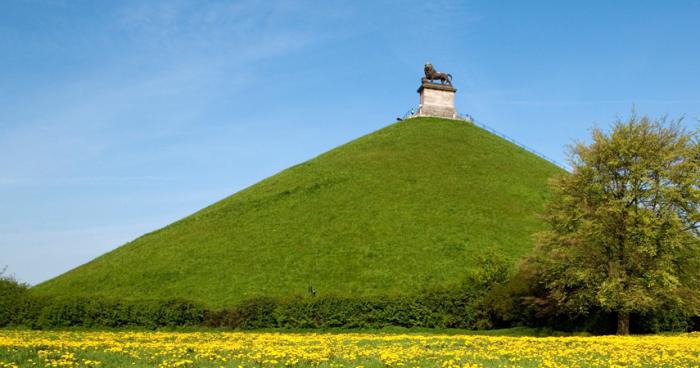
422;63;452;86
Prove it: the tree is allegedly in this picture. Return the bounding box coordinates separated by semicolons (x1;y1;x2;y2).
529;114;700;334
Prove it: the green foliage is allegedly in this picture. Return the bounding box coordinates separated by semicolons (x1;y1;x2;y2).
635;307;695;333
33;118;561;307
32;297;205;329
525;114;700;334
204;297;279;329
203;293;487;330
0;270;31;327
490;265;700;334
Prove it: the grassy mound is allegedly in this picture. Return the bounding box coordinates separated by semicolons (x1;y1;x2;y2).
34;117;562;308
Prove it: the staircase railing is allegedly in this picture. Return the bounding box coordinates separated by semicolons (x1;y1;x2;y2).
399;108;569;171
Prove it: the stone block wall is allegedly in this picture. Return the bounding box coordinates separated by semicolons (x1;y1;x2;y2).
417;83;457;119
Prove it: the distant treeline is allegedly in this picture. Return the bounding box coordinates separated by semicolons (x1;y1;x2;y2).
2;261;697;333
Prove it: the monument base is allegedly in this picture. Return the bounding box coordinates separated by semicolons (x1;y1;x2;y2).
417;82;457;119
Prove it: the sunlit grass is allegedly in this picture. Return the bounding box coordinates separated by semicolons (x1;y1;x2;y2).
34;117;562;308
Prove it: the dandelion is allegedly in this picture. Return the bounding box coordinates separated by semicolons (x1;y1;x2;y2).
0;330;698;367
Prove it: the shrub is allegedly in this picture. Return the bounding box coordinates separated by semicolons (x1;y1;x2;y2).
204;271;511;330
33;297;205;329
634;305;695;333
203;297;278;329
0;273;31;327
504;264;700;334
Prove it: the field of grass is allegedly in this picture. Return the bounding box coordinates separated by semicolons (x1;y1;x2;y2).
1;330;699;367
34;117;562;308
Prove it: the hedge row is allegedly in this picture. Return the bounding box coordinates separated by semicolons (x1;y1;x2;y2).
204;288;496;330
1;288;497;330
32;297;205;329
1;273;502;330
1;275;205;329
2;273;697;332
5;296;204;329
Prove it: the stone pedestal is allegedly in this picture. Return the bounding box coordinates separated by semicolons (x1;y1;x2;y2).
417;82;457;119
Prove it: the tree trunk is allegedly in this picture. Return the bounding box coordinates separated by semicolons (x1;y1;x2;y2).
617;311;630;335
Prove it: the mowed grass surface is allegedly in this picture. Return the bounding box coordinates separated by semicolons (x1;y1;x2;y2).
34;118;562;308
1;330;699;367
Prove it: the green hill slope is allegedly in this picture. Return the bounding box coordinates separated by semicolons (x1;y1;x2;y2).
34;117;563;308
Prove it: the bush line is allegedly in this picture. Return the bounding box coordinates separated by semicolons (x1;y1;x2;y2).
2;269;697;333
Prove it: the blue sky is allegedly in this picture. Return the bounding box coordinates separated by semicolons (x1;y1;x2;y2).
2;0;699;284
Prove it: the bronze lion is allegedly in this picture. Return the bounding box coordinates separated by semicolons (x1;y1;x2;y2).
423;63;453;86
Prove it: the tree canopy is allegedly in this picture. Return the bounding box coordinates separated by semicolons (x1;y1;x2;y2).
528;114;700;334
